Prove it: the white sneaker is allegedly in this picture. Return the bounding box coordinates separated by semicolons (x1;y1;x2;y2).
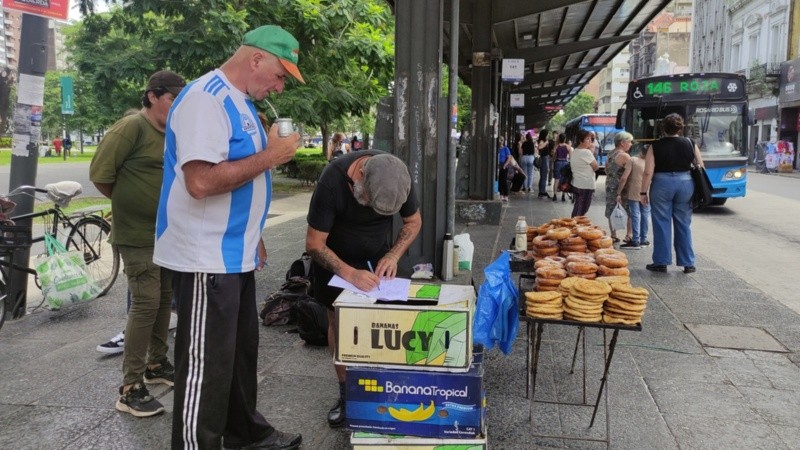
169;312;178;330
97;332;125;354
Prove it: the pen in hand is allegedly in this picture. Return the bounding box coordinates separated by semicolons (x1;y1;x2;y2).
367;261;381;291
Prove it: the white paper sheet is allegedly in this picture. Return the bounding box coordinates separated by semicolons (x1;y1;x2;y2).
328;275;411;301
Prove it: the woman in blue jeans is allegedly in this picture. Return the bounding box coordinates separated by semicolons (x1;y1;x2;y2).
640;113;704;273
519;132;536;192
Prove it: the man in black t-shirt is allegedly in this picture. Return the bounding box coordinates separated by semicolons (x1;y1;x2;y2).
305;150;421;428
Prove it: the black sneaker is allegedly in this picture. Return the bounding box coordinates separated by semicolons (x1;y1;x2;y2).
645;264;667;273
620;242;641;250
96;331;124;354
228;430;303;450
641;240;651;247
144;360;175;387
683;266;696;274
116;383;164;418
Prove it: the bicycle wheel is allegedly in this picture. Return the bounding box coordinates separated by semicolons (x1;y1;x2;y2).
0;264;6;330
66;216;120;296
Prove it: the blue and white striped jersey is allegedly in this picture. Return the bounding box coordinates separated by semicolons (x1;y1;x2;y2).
154;69;270;273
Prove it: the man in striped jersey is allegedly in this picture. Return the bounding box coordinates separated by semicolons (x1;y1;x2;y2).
154;25;303;450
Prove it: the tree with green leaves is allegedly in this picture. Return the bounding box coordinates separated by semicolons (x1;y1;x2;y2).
68;0;395;155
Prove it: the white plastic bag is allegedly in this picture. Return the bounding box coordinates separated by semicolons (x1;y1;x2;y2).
610;202;628;231
453;233;474;270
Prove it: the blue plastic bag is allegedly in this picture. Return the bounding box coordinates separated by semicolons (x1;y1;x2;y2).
472;251;519;354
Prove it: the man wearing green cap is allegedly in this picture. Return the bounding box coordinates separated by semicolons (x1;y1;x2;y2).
154;25;303;450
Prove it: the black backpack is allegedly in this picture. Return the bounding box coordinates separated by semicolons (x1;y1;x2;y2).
294;297;329;346
259;277;311;326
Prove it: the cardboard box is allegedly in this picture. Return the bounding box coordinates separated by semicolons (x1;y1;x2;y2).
335;284;475;372
345;362;485;439
351;431;487;449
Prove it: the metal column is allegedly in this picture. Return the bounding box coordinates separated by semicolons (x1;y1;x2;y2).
467;0;494;200
393;0;446;273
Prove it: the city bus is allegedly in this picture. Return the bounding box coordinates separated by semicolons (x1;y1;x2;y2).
617;72;749;205
564;114;625;174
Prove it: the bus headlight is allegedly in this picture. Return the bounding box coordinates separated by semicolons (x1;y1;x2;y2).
722;167;746;181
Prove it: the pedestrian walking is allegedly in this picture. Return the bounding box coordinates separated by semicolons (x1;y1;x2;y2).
536;129;553;198
519;132;536;192
497;136;512;202
617;144;651;249
551;133;572;202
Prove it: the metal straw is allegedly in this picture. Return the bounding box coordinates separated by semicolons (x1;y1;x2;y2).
263;98;279;119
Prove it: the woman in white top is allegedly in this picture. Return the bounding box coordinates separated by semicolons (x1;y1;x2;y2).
569;129;599;217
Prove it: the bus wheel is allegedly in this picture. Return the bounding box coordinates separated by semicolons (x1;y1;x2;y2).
710;198;727;206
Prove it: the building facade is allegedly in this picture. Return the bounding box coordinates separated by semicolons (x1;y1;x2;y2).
727;0;789;146
628;1;692;79
597;47;630;114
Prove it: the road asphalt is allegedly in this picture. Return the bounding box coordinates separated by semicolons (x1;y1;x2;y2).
1;183;799;449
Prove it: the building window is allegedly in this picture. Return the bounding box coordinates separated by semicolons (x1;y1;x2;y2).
730;44;740;72
748;34;758;65
768;24;781;63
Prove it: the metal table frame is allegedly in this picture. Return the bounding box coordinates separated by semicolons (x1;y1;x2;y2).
521;312;641;447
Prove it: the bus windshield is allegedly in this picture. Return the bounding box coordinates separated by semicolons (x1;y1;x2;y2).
627;105;746;159
685;106;746;159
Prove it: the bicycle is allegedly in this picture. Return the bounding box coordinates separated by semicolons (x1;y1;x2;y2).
0;181;120;330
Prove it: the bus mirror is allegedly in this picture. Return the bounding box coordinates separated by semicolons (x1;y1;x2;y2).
615;108;625;130
747;108;756;126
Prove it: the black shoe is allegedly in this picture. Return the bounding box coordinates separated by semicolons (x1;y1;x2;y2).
327;397;346;428
143;360;175;387
115;383;164;418
641;240;651;247
683;266;696;274
646;264;667;273
552;195;557;202
620;242;641;250
561;195;566;202
229;430;302;450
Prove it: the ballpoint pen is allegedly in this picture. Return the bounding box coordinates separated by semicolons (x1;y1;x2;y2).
367;261;381;291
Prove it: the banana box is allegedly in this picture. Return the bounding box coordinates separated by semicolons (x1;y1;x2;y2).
350;431;487;449
345;361;485;439
335;283;475;372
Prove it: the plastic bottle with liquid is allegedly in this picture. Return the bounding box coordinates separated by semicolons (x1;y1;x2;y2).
514;216;528;252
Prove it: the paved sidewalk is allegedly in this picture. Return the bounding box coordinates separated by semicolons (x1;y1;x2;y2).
1;186;799;449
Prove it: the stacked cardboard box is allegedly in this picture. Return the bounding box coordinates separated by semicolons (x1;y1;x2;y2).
333;283;487;447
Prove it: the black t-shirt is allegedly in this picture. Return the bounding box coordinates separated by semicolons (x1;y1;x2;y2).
521;140;535;156
307;150;419;303
653;137;694;172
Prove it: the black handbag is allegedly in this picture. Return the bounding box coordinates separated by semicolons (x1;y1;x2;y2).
690;165;713;209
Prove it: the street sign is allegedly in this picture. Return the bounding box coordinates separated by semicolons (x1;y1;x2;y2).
510;93;524;108
516;115;525;124
501;59;525;82
60;75;74;115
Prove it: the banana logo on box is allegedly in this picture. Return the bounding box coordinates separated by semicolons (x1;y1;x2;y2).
388;400;436;422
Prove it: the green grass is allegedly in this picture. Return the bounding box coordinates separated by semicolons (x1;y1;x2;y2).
0;147;97;165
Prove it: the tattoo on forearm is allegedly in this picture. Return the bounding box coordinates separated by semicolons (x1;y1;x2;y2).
309;247;342;274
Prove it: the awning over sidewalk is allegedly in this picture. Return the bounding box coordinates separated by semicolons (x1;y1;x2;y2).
389;0;674;127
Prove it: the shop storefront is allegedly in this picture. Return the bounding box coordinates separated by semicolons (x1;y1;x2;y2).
779;57;800;169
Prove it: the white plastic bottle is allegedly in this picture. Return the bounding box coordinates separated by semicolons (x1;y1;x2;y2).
514;216;528;252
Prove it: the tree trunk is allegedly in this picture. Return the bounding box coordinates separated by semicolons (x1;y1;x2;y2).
321;123;330;160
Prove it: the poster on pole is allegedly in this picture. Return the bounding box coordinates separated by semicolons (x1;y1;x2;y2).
516;115;525;124
60;75;74;115
2;0;71;21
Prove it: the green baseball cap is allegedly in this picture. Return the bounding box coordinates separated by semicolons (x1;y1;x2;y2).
243;25;305;84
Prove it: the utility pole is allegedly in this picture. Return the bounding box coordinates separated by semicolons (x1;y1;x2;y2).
5;13;49;321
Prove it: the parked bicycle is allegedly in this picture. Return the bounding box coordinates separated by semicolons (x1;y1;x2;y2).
0;181;120;330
